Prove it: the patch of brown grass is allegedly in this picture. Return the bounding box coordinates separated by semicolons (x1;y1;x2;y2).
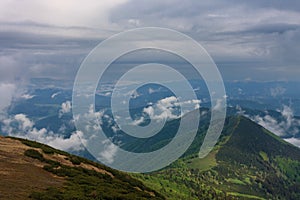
0;136;64;200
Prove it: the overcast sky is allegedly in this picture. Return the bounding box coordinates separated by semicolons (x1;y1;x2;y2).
0;0;300;110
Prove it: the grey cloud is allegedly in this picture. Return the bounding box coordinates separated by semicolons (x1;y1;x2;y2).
0;28;101;83
243;23;300;35
228;0;300;12
0;27;101;110
0;83;16;111
109;0;300;81
0;0;299;105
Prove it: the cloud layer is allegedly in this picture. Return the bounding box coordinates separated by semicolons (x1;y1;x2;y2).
242;105;300;148
1;113;83;152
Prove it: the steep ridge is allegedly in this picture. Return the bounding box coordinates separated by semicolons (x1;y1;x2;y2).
135;116;300;200
214;116;300;199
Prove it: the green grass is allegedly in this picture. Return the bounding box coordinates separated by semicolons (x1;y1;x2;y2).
227;192;266;200
10;113;300;199
259;151;269;162
226;178;246;185
274;156;300;182
35;164;164;200
135;116;300;199
187;151;217;171
133;174;195;200
244;177;251;185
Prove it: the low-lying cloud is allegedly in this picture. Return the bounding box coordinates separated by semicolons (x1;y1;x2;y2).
98;139;118;164
242;104;300;148
284;137;300;148
132;96;201;125
270;86;286;97
59;100;72;117
249;105;300;137
0;83;16;112
1;113;84;152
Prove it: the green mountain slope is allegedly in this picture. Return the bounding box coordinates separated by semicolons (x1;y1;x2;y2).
134;116;300;200
1;115;300;199
0;136;165;200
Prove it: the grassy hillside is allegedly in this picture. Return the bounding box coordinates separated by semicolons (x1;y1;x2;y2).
1;114;300;199
134;116;300;200
0;136;165;200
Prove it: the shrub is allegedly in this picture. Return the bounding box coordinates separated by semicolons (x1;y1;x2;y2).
41;146;55;154
70;156;81;165
24;149;44;161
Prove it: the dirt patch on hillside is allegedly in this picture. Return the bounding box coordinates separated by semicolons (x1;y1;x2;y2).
42;151;114;178
0;136;64;200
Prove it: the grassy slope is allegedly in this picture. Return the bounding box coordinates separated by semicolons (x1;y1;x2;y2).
2;114;300;199
135;116;300;200
0;136;165;200
0;136;64;200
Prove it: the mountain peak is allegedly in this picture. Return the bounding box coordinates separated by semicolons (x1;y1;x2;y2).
139;115;300;199
217;116;300;164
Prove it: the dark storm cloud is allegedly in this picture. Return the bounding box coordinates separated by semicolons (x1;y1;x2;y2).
0;0;299;87
228;0;300;12
221;23;300;35
109;0;300;81
0;26;104;82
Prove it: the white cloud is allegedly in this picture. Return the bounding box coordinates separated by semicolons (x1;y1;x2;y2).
51;92;60;99
104;92;111;97
0;54;34;112
130;96;201;125
236;105;245;115
98;139;118;164
270;86;286;97
131;90;140;99
281;105;294;129
252;114;287;136
0;0;128;28
14;114;34;131
148;87;161;94
21;94;35;99
1;113;84;152
144;96;180;122
238;88;243;94
79;104;106;132
128;18;140;27
247;105;300;137
159;96;177;106
59;100;72;117
212;98;224;111
111;124;120;133
47;131;84;152
0;83;16;112
284;137;300;148
0;55;19;82
130;116;145;126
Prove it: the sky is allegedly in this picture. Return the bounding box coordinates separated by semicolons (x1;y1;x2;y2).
0;0;300;156
0;0;300;110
